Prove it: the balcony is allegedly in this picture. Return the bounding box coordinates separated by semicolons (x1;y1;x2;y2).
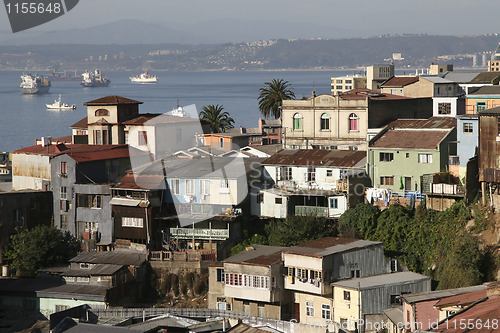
295;206;328;217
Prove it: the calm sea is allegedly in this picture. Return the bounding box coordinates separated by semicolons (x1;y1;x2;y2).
0;69;408;152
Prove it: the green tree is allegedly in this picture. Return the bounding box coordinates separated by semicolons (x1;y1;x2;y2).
199;104;235;133
265;215;336;247
258;79;295;119
4;226;80;277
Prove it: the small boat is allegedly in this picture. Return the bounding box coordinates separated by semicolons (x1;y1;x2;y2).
130;71;158;84
46;95;76;110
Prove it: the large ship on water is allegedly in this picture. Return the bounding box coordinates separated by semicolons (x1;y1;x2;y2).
130;71;158;84
81;69;111;87
20;73;51;94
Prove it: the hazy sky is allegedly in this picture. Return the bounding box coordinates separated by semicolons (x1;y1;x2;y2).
1;0;498;40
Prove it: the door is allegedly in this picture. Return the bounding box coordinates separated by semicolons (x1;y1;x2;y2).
294;303;300;322
404;177;412;191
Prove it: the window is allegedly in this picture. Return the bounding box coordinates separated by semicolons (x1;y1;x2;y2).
220;179;230;193
344;290;351;301
186;179;195;195
216;268;224;282
391;295;402;305
122;217;144;228
275;197;282;204
438;103;451;115
257;193;264;203
60;215;67;229
307;166;316;182
326;170;333;177
91;195;102;208
330;198;338;209
170;179;180;195
293;113;302;130
380;176;394;186
124;131;129;144
463;123;473;133
138;131;148;146
219;137;224;149
406;153;410;158
306;301;314;317
321;304;331;320
283;167;292;180
60;161;67;175
94;130;102;145
55;305;69;312
60;186;67;200
330;146;338;150
200;180;210;196
379;152;394;162
95;108;109;116
349;113;358;131
350;269;360;278
320;113;330;130
418;154;433;164
349;146;358;151
476;101;486;112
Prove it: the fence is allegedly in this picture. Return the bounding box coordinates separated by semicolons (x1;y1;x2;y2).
149;250;216;262
93;307;294;332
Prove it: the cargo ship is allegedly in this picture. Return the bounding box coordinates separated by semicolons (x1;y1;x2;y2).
20;73;51;94
81;69;110;87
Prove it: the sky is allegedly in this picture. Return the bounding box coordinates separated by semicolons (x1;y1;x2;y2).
0;0;498;42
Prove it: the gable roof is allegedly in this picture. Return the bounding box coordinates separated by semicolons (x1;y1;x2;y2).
381;76;419;87
387;117;457;129
69;250;147;266
70;117;88;129
282;237;381;257
441;71;483;83
332;271;430;290
224;244;288;266
84;96;143;106
468;86;500;96
262;149;366;168
369;129;453;150
469;71;500;84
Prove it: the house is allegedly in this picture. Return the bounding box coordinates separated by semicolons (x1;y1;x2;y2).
258;118;282;145
257;149;369;218
478;106;500;208
455;114;479;180
400;285;487;332
0;190;52;264
441;71;500;96
332;272;430;329
111;169;165;250
380;76;419;97
331;74;367;95
366;64;394;90
281;89;432;151
466;86;500;114
50;144;150;249
488;42;500;71
209;244;292;320
196;127;263;152
281;237;390;325
367;118;457;193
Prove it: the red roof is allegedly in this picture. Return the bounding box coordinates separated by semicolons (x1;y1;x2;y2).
262;149;366;168
370;129;452;150
387;117;457;129
431;295;500;333
435;289;488;308
113;173;164;190
13;144;147;162
339;88;411;100
70;117;88;129
84;96;143;106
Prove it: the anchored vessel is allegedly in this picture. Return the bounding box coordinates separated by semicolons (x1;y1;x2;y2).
46;95;76;110
130;71;158;84
20;73;51;94
81;69;111;87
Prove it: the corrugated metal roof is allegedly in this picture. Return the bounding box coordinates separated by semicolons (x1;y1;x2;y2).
284;238;381;257
430;295;500;333
469;71;500;83
62;264;124;277
332;271;430;290
37;283;108;299
262;149;366;168
370;129;452;150
420;76;454;84
434;289;488;308
381;76;419;87
387;117;456;129
401;285;486;303
441;72;482;83
479;106;500;115
224;244;287;266
112;174;164;190
383;307;403;325
468;85;500;95
84;96;143;105
69;250;146;266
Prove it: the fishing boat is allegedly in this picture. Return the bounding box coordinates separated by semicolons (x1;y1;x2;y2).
46;95;76;110
130;71;158;84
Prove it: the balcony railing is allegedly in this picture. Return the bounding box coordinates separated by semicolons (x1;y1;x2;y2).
169;227;229;240
295;206;328;217
149;250;216;262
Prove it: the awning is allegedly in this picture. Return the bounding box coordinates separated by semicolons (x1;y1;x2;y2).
109;197;142;207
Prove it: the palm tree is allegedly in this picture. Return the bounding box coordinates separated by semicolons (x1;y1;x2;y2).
258;79;295;119
199;104;235;133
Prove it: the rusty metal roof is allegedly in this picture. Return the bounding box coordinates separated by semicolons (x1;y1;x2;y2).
84;96;143;105
113;173;164;190
224;245;287;266
469;71;500;83
387;117;456;129
381;76;419;87
262;149;366;168
434;289;488;308
284;238;381;257
370;129;452;150
69;250;147;266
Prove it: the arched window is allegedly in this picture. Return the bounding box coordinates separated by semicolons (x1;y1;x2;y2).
320;113;330;130
293;113;302;130
349;113;358;131
95;108;109;116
